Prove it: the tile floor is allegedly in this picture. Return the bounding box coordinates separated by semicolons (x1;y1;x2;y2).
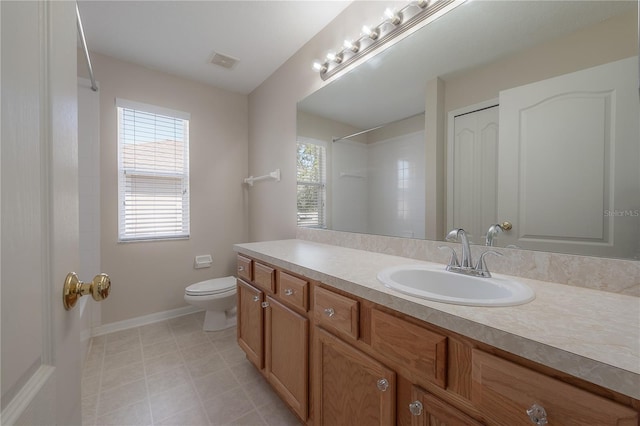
82;312;302;426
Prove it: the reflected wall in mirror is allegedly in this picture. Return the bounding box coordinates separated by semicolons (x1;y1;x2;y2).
296;0;639;260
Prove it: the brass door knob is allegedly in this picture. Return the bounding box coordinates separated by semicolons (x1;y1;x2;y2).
501;221;513;231
63;272;111;310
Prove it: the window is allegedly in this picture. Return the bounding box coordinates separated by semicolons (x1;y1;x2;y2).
116;99;190;241
297;139;326;228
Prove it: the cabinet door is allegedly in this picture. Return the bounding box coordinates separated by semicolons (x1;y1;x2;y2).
237;279;264;369
315;328;395;426
471;350;638;426
265;297;309;421
409;386;483;426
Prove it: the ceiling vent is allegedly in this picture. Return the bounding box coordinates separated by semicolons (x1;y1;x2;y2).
210;52;239;69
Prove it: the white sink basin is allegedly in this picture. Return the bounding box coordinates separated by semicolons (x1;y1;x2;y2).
377;264;535;307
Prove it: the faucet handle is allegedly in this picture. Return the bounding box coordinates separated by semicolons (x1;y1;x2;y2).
475;250;503;277
445;228;463;242
438;246;459;268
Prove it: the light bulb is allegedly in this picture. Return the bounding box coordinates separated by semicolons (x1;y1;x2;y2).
362;25;379;40
312;61;327;73
327;52;343;64
384;8;401;25
344;40;359;53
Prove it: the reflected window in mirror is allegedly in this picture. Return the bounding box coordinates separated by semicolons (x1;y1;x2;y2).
297;138;327;228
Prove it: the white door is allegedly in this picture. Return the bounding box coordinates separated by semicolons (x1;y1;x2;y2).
2;2;83;424
497;57;640;257
448;105;499;244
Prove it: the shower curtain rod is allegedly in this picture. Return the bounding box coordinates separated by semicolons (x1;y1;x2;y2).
332;112;425;143
76;3;98;92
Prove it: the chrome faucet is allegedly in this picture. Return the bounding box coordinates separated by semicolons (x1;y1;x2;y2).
441;228;502;278
446;228;473;268
485;221;512;246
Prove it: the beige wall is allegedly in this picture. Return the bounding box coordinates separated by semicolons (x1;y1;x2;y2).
367;113;424;144
78;52;248;324
444;11;637;113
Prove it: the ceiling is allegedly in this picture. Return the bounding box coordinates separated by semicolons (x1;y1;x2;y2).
77;1;352;94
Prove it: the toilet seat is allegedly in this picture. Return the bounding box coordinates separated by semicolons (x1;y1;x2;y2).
185;276;236;296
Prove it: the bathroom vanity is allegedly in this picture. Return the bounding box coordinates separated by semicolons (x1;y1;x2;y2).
234;240;640;425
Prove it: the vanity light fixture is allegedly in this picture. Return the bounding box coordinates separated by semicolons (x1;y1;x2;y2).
312;0;464;81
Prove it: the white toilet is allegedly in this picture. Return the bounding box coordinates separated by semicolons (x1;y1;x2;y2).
184;276;237;331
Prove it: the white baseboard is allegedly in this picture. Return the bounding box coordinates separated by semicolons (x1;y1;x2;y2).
91;305;203;337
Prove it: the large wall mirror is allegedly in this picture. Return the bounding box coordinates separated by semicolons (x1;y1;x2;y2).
297;0;639;260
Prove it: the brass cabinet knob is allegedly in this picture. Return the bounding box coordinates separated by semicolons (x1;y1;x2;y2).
63;272;110;310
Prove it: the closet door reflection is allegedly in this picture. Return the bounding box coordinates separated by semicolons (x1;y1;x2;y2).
450;105;499;245
497;57;640;257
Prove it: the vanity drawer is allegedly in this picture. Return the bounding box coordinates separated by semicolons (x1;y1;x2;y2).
253;261;276;293
370;309;447;389
277;271;309;311
314;286;359;340
236;255;252;282
471;350;638;426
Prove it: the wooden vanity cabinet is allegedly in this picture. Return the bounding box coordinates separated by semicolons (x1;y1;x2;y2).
237;278;264;369
235;255;311;423
315;327;396;426
409;386;483;426
253;261;276;293
314;286;359;340
236;254;640;426
471;350;638;426
370;308;447;389
265;296;309;420
236;254;253;281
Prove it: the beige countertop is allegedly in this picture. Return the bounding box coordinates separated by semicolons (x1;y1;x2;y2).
234;239;640;400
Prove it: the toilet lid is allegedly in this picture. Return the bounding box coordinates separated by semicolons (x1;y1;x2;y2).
185;276;236;296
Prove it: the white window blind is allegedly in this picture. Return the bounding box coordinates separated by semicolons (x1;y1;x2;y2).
117;99;190;241
297;139;326;228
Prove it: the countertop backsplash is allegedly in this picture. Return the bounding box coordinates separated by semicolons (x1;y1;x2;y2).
297;227;640;297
